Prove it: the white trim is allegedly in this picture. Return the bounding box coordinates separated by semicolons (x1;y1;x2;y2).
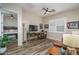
0;10;1;36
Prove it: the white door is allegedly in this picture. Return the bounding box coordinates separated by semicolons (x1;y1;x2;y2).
0;10;4;36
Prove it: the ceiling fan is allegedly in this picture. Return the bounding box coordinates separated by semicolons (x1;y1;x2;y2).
42;8;56;15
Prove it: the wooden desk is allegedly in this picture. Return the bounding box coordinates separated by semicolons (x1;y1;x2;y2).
27;31;47;40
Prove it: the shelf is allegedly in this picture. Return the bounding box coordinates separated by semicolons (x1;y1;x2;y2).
4;26;17;30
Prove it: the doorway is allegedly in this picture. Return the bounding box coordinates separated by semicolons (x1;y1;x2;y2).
1;9;18;52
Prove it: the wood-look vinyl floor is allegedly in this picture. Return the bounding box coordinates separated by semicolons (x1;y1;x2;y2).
6;39;53;55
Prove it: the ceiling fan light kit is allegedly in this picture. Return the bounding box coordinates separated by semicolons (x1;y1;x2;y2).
42;7;56;15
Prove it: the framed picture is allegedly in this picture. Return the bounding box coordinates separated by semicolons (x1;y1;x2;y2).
39;24;43;29
67;21;79;29
44;24;49;29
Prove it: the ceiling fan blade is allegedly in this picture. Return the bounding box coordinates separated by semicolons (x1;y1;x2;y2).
44;11;47;15
42;8;47;11
48;9;56;12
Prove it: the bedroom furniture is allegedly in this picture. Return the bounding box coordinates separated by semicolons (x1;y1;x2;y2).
67;47;77;55
48;43;77;55
37;30;47;39
63;34;79;48
27;30;47;40
48;46;61;55
63;34;79;54
27;32;38;40
48;40;67;55
48;33;79;55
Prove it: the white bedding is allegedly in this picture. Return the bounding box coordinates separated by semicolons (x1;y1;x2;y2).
63;34;79;48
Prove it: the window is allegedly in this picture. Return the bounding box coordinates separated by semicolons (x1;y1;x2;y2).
49;18;66;33
56;26;64;32
49;20;56;32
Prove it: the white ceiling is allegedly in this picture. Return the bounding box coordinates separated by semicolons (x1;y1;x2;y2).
9;3;79;17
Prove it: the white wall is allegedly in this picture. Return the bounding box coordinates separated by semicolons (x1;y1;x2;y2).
22;10;43;40
1;4;23;46
22;10;42;28
43;8;79;41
